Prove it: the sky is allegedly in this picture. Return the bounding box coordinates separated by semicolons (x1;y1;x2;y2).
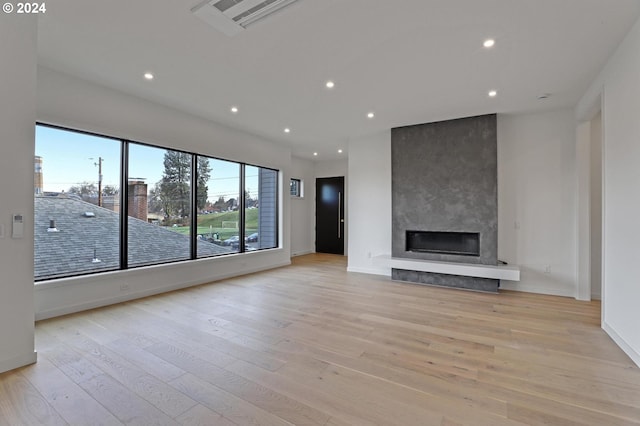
35;125;259;202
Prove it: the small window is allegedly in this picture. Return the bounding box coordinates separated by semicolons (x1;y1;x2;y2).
290;178;302;197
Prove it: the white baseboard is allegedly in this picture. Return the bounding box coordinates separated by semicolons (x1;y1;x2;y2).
35;261;291;321
0;351;37;374
347;266;392;276
499;281;576;298
602;321;640;368
291;250;313;257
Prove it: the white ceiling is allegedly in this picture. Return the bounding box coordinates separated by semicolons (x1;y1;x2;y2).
37;0;640;160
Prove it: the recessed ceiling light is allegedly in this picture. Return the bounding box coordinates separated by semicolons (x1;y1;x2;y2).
367;112;375;119
230;106;238;113
144;72;154;80
325;81;335;89
284;128;291;133
483;39;495;48
313;152;318;156
488;90;497;97
338;149;343;153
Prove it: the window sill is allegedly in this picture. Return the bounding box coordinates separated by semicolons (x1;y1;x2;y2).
35;246;284;290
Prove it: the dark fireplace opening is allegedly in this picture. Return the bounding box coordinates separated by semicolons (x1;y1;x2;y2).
406;231;480;256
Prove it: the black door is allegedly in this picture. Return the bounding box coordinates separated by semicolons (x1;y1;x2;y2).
315;177;344;254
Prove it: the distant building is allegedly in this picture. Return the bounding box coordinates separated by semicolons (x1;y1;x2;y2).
102;195;120;213
34;156;43;195
127;179;147;222
147;213;164;224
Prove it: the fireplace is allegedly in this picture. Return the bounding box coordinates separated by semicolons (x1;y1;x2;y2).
406;231;480;257
391;114;498;291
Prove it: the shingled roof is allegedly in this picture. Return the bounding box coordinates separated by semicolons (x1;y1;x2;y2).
35;196;231;280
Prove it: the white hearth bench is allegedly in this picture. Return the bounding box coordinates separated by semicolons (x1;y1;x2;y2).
374;255;520;281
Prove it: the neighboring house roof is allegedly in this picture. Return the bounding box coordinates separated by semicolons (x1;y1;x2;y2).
35;196;231;280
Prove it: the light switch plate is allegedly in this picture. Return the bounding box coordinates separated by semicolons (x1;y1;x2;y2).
12;214;24;239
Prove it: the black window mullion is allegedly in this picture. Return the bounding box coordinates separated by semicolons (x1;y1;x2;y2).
276;171;280;248
120;141;129;269
239;163;246;253
190;155;198;259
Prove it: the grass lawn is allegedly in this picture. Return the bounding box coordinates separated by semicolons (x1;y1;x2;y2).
169;209;259;239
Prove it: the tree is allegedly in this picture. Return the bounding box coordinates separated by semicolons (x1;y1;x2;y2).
213;196;226;211
226;198;237;210
148;182;164;214
196;157;211;211
158;153;211;218
68;181;98;198
160;151;191;217
244;190;257;208
102;185;118;196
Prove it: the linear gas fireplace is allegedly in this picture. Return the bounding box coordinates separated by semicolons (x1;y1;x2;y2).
406;231;480;257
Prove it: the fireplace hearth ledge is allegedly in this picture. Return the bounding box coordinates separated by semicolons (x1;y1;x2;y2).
374;255;520;281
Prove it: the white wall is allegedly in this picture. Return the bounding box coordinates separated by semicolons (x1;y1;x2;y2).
314;159;349;254
347;114;579;293
290;156;314;256
590;112;602;300
498;109;577;297
315;159;348;179
575;120;592;301
38;68;290;170
0;14;38;373
347;131;392;275
578;16;640;366
35;67;292;320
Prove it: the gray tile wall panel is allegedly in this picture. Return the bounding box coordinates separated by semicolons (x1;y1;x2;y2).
391;114;498;291
391;269;500;293
391;114;497;265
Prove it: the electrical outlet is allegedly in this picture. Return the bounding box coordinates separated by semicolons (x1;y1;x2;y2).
0;223;4;238
367;252;372;258
120;283;129;291
514;221;521;230
544;265;551;274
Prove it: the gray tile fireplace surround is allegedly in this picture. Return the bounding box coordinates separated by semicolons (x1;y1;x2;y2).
391;114;498;292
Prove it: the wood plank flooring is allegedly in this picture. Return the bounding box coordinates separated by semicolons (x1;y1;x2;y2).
2;253;640;425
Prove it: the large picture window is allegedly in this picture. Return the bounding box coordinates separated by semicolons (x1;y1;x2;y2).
34;126;121;280
196;157;240;257
127;144;193;267
34;124;279;280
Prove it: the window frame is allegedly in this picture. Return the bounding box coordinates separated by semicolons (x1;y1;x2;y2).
244;165;279;251
126;142;195;269
34;122;280;282
290;178;302;198
196;155;242;257
34;123;124;281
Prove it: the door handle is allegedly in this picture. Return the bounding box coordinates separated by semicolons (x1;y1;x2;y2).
338;191;341;239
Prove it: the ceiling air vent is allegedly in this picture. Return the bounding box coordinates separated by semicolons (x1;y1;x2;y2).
192;0;300;36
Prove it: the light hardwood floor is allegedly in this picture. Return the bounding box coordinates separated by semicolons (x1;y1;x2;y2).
2;253;640;425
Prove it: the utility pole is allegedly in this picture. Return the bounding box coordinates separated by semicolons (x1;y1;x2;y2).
90;157;103;207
